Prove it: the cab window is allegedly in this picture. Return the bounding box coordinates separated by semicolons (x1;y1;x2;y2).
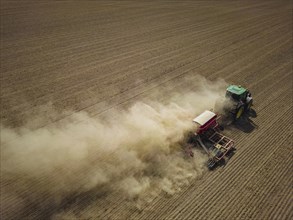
226;91;240;101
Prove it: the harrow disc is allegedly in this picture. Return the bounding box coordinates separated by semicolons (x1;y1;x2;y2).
207;158;216;170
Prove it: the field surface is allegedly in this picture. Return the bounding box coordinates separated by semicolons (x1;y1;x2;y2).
1;0;292;219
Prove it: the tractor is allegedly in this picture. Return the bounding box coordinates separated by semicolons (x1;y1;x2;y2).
225;85;253;120
190;110;235;169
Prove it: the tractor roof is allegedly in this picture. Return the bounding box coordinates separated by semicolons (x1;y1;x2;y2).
226;85;247;95
193;110;216;126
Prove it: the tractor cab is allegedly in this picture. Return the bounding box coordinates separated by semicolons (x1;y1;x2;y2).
225;85;253;120
226;85;249;102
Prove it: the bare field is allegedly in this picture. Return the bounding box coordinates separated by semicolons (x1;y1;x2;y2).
1;0;292;219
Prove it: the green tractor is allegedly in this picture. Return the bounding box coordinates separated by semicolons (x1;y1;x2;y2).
225;85;253;120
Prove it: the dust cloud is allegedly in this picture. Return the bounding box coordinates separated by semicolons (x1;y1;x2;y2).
1;75;227;218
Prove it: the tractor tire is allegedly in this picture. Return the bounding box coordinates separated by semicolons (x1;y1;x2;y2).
235;105;245;120
245;100;253;111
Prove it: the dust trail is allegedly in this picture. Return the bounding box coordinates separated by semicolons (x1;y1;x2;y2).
0;75;227;219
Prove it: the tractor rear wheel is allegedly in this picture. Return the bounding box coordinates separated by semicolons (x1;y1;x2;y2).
246;100;253;111
235;106;244;119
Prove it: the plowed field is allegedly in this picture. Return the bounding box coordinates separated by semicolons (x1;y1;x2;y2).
1;1;292;219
